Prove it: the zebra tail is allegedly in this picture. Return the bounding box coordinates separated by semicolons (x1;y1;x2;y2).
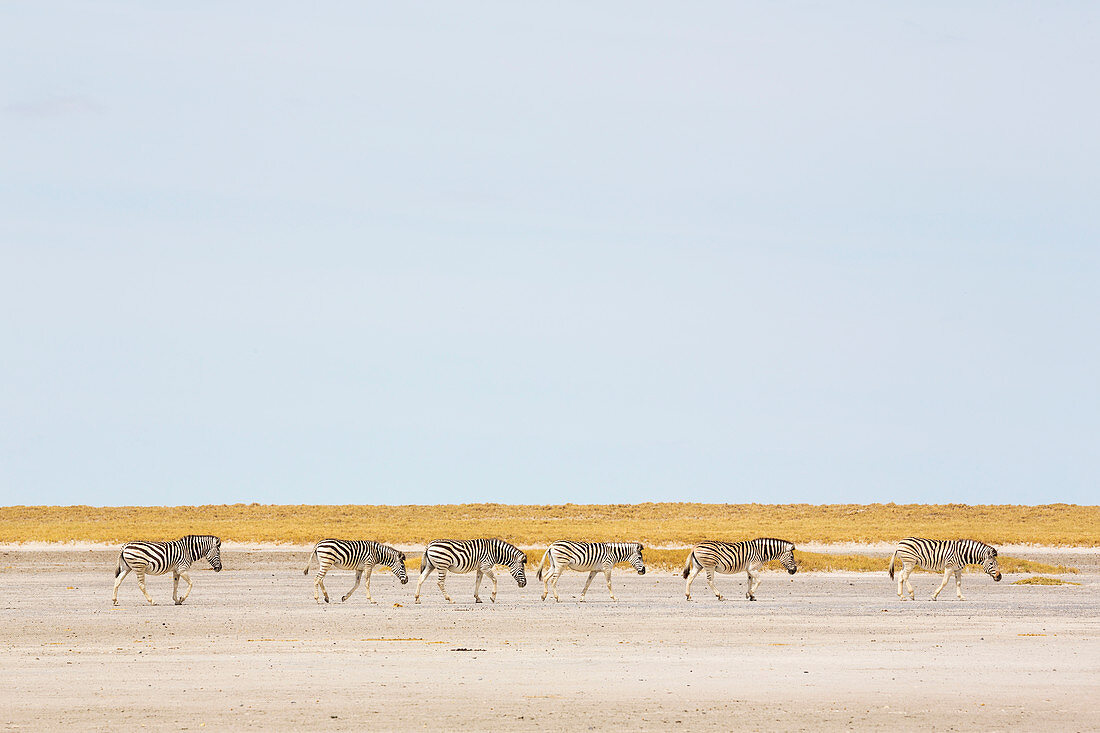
682;552;696;580
535;549;551;582
114;552;127;578
304;546;318;575
887;549;897;580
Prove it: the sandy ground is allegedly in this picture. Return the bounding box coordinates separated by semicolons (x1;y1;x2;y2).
1;548;1098;731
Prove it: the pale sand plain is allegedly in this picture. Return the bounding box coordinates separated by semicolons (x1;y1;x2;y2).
1;547;1097;731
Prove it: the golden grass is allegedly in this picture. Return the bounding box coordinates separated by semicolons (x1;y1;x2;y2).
1011;576;1082;586
1;503;1096;547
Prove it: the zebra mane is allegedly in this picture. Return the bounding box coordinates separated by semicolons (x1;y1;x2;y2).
753;537;795;560
957;539;996;556
379;543;404;562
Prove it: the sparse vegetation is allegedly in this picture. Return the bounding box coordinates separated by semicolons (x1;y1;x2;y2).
1012;576;1082;586
1;503;1095;547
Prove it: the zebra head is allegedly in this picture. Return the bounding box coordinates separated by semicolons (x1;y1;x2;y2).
983;547;1002;582
509;549;528;588
393;550;409;585
206;537;223;572
629;543;646;575
780;543;797;575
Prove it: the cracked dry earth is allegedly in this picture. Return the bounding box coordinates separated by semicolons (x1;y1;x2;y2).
1;548;1097;731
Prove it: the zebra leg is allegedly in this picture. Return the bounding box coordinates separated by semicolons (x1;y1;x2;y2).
317;571;331;603
901;563;916;600
177;572;194;604
172;571;181;605
486;567;499;603
474;568;484;603
579;571;598;602
747;565;762;601
342;569;363;602
363;565;376;604
437;569;453;603
112;567;131;606
931;568;953;600
705;569;724;601
549;568;566;602
541;563;552;601
136;572;155;605
414;564;431;604
954;568;965;601
684;565;702;601
604;566;616;602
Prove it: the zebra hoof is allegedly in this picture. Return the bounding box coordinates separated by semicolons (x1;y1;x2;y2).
475;597;482;603
324;597;330;604
340;597;348;602
175;599;183;606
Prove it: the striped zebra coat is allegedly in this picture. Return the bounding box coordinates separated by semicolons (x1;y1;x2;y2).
414;539;527;604
303;539;409;604
535;541;646;602
888;537;1002;601
112;535;223;606
682;538;797;601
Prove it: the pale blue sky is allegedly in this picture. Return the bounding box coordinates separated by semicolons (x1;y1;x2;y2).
2;3;1097;506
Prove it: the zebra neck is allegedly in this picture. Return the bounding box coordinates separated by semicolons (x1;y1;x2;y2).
607;543;633;562
755;540;787;561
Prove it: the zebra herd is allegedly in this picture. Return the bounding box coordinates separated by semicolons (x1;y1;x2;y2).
110;535;1004;606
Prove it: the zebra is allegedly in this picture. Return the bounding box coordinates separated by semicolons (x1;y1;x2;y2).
682;538;797;601
888;537;1002;601
414;539;527;604
303;539;409;604
112;535;223;606
535;541;646;602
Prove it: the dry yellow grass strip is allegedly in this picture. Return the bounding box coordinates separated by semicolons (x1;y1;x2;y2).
0;503;1096;546
1011;576;1081;586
